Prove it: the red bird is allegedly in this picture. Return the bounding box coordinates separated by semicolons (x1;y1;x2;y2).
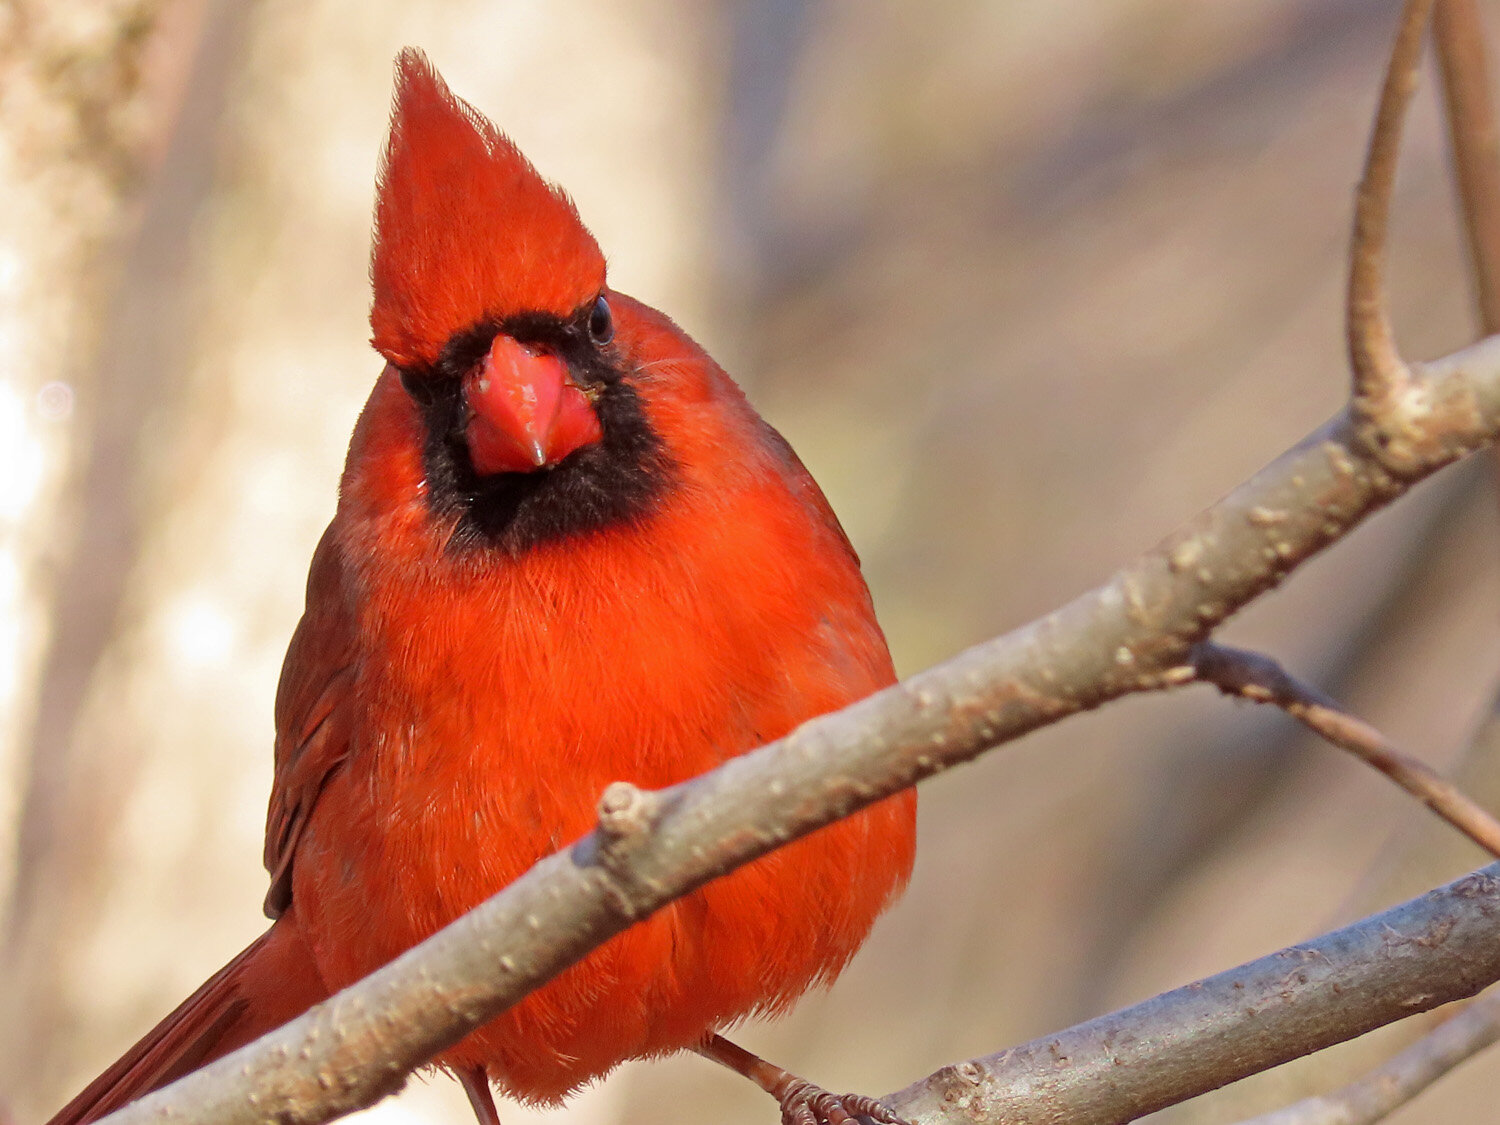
49;50;916;1125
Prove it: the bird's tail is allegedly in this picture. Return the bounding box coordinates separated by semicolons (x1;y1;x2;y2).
46;914;327;1125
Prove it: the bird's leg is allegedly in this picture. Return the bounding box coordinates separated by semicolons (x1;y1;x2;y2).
458;1066;502;1125
695;1034;908;1125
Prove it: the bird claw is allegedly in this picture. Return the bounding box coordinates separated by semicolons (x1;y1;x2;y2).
775;1078;909;1125
693;1034;908;1125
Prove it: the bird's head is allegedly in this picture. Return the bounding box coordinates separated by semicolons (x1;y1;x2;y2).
368;50;693;551
371;48;617;479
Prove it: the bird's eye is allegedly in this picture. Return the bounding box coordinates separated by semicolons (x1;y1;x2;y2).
588;295;614;346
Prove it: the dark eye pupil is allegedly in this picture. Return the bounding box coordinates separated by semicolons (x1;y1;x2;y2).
588;296;614;344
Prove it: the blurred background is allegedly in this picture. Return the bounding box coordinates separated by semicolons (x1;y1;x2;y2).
3;0;1500;1122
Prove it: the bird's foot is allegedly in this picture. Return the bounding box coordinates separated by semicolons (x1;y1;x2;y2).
694;1033;909;1125
768;1075;908;1125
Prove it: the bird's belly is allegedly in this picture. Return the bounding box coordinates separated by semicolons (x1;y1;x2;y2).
292;751;915;1103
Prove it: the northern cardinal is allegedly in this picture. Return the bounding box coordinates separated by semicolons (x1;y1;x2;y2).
49;50;916;1125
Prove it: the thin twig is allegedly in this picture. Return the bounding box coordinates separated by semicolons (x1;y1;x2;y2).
1190;642;1500;858
1434;0;1500;334
1235;989;1500;1125
1349;0;1433;413
85;328;1500;1125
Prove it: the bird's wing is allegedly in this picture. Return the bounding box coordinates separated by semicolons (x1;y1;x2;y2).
262;523;359;918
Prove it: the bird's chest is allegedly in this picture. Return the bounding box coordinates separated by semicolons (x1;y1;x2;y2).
316;548;780;930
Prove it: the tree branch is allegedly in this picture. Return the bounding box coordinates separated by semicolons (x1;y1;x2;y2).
1349;0;1432;416
883;865;1500;1125
1249;8;1500;1122
1189;642;1500;858
1435;0;1500;335
1235;990;1500;1125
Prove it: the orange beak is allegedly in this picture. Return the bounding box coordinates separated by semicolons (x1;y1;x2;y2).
463;334;603;475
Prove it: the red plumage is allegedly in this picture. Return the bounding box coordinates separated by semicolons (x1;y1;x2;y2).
49;47;915;1125
371;52;605;369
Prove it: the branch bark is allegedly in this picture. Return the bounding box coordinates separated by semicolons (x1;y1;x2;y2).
884;865;1500;1125
1348;0;1432;415
1234;989;1500;1125
1435;0;1500;335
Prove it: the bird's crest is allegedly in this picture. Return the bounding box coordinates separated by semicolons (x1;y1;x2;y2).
370;49;606;370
